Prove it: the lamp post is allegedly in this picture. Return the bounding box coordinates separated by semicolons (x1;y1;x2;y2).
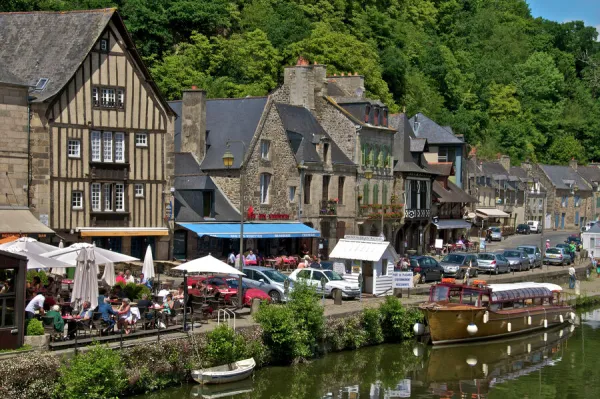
223;140;246;309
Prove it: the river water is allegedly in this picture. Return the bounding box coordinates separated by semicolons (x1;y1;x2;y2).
139;307;600;399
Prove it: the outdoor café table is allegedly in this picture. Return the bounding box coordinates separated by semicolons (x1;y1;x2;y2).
246;259;258;266
63;315;82;339
264;259;277;267
58;302;73;316
61;279;74;290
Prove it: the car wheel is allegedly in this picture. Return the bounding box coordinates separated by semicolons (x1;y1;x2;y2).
269;290;282;303
420;274;427;284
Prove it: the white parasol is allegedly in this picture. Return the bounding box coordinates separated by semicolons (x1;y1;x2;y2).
0;237;57;255
142;245;155;280
101;261;116;287
3;246;72;270
172;254;245;276
71;247;99;310
51;240;67;275
43;242;138;266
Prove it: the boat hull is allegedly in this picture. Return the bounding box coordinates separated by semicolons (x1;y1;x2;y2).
421;304;573;345
191;358;256;385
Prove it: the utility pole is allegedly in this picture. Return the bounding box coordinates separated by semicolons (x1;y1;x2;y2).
541;193;547;270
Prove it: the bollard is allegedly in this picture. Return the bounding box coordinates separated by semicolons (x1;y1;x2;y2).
250;298;261;314
334;288;343;305
393;288;402;298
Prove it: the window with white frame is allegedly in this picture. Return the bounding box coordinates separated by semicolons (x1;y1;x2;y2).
114;132;125;163
68;139;81;158
135;133;148;147
103;132;113;162
100;38;108;52
101;88;115;107
91;183;101;211
92;88;99;107
115;184;124;211
135;183;144;197
104;184;112;211
117;89;125;108
288;186;296;202
94;86;124;108
72;191;83;209
260;140;270;160
260;173;271;204
91;131;101;162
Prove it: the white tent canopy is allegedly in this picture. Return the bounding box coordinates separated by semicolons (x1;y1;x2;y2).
71;247;99;310
142;245;155;280
173;255;245;276
2;247;72;270
0;237;57;255
42;242;138;266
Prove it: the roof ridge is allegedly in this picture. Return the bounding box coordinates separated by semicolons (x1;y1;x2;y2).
0;8;116;15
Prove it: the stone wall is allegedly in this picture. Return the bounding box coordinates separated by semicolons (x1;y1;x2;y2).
29;104;51;219
0;84;29;207
314;96;358;164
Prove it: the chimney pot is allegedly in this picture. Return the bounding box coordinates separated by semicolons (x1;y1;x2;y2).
191;85;198;90
296;56;309;66
354;72;358;76
341;72;345;76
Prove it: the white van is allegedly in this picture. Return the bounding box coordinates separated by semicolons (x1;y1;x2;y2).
582;221;597;232
527;220;540;233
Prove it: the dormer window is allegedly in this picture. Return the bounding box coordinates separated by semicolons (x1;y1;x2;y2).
382;109;388;126
364;105;371;123
373;107;380;126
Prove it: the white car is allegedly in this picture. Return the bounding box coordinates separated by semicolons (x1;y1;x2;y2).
527;220;540;233
288;268;361;298
582;221;597;232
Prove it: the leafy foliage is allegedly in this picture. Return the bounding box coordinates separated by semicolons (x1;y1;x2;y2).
204;324;248;366
122;282;152;300
25;319;44;336
379;296;423;342
26;270;48;285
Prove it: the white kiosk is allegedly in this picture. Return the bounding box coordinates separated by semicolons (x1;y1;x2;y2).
329;235;400;295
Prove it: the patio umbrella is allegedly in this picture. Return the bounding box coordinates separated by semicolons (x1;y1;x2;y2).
172;255;246;276
51;240;67;275
101;261;116;287
42;242;138;266
71;247;99;310
0;237;58;255
2;247;72;270
142;245;155;280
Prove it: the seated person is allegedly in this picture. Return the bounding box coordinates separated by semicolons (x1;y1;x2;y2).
160;293;175;325
124;269;136;284
98;297;118;333
158;284;171;303
27;276;43;298
25;292;45;319
139;273;152;289
137;293;153;310
117;298;133;334
174;284;185;301
66;301;93;339
45;277;60;297
45;304;65;336
115;271;126;285
246;250;257;263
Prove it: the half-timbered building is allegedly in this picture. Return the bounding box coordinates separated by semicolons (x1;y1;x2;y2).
0;9;175;259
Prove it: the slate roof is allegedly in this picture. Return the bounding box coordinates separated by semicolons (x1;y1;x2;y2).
0;65;28;86
480;162;509;180
576;165;600;186
275;103;353;166
326;81;348;97
410;113;464;145
539;164;592;191
426;162;453;177
332;97;385;107
509;166;532;181
433;180;477;203
389;113;435;174
0;9;174;113
170;97;268;169
410;138;427;152
174;153;239;221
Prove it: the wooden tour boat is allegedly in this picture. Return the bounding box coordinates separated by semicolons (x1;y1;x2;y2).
191;358;256;385
417;279;575;345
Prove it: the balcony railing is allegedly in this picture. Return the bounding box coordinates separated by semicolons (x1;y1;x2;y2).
404;208;431;219
319;200;338;216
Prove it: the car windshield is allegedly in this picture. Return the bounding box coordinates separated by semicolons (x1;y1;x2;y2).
261;269;287;283
517;224;528;229
410;259;419;267
226;279;248;289
547;248;560;254
491;227;501;232
503;251;521;257
323;270;344;281
518;247;534;254
557;244;569;248
442;254;465;264
478;254;495;260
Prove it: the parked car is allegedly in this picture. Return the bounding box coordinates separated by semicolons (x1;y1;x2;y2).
242;266;293;303
476;253;511;274
501;249;531;271
194;276;271;307
288;268;361;298
408;256;445;283
489;227;502;241
517;245;542;268
527;220;540;233
556;243;575;261
582;221;597;232
544;247;572;266
566;236;583;251
439;253;479;278
225;278;272;306
516;224;531;234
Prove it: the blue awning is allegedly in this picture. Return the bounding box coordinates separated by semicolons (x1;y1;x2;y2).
433;219;472;230
177;222;321;239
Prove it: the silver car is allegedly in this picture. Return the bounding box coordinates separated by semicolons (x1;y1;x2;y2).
543;247;572;266
489;227;502;241
477;253;511;274
501;249;531;271
517;245;542;268
242;266;293;303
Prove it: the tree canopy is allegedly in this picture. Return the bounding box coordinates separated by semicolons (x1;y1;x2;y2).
4;0;600;164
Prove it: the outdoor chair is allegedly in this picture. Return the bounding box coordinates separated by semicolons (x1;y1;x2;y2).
91;312;113;336
41;316;62;342
281;256;296;270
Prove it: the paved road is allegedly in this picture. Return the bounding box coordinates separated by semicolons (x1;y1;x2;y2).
484;229;577;252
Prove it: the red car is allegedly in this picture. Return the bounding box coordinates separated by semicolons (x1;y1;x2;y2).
190;276;270;307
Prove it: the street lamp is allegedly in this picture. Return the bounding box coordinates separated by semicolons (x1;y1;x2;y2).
223;141;246;309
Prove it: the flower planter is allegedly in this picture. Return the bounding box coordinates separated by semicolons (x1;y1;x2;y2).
24;334;49;350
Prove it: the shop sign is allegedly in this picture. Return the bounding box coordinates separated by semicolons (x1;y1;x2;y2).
392;272;414;288
247;213;291;220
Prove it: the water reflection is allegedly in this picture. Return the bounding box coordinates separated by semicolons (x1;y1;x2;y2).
140;316;593;399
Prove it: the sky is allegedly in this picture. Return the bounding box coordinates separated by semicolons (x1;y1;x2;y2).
527;0;600;38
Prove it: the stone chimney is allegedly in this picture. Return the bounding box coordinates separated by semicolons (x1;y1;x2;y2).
499;155;510;172
283;57;327;110
180;88;207;162
569;158;578;170
327;73;365;98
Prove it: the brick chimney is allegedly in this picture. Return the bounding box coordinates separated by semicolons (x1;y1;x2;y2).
283;57;327;110
181;88;207;162
499;155;510;172
569;158;578;170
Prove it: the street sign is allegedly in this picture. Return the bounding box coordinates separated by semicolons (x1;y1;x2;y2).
333;262;345;275
392;272;414;289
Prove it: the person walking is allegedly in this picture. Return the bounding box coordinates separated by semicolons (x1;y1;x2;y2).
569;242;576;261
568;265;576;289
227;251;236;266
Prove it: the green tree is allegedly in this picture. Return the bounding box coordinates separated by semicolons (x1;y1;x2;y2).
546;134;586;165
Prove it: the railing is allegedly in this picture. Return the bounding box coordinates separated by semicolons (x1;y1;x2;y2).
319;200;337;216
404;208;431;219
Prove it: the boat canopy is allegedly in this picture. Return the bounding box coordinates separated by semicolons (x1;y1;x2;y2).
490;286;553;303
488;282;562;293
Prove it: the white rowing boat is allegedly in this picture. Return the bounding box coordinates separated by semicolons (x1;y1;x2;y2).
191;358;256;385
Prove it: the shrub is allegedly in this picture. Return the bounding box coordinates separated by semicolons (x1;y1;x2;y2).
324;315;367;351
26;270;48;285
26;319;44;336
55;344;127;399
379;296;423;342
0;352;60;399
237;326;270;367
205;324;248;367
287;280;324;354
361;308;384;345
122;282;152;300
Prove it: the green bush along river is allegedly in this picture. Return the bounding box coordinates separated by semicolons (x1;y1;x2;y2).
139;307;600;399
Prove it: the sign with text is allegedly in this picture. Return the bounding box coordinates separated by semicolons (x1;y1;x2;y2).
333;262;346;275
392;272;414;289
435;239;443;249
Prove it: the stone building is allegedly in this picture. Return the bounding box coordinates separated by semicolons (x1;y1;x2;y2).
0;9;175;259
575;165;600;221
